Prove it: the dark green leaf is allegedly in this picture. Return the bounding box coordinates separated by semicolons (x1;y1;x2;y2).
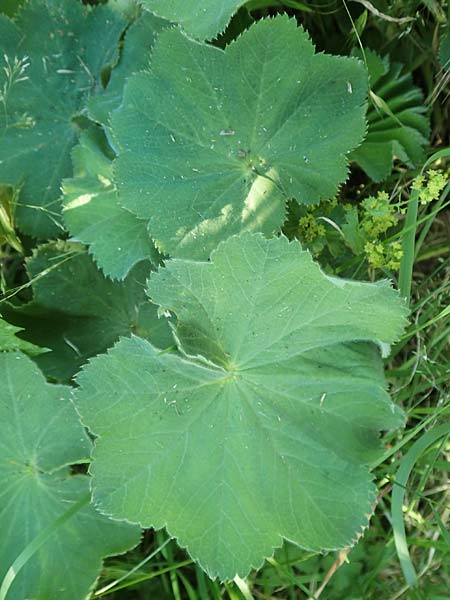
3;241;172;381
88;12;168;126
0;0;127;237
0;317;46;355
351;50;430;181
0;351;140;599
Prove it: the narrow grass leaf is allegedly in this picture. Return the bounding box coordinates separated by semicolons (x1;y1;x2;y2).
392;423;450;587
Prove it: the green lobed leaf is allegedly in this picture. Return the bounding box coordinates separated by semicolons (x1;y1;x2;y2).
62;126;161;280
0;0;128;238
0;351;140;599
351;50;430;182
139;0;247;41
88;11;168;126
112;15;368;259
75;233;408;580
2;241;173;382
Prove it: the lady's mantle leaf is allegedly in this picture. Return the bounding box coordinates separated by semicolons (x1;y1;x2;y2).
0;0;127;238
75;234;408;580
112;16;367;259
88;12;168;126
63;127;160;280
140;0;247;40
0;352;140;599
351;50;430;181
3;241;172;382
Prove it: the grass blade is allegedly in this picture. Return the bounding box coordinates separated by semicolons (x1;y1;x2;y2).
391;423;450;588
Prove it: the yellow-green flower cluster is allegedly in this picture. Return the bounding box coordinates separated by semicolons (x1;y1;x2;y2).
296;189;404;272
364;240;403;271
412;169;448;205
298;213;326;243
359;190;403;271
361;191;397;237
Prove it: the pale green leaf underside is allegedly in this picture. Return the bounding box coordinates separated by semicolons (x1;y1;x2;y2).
75;234;407;580
63;127;160;280
3;241;172;381
350;50;429;182
112;16;367;259
140;0;247;40
0;352;140;599
0;0;127;237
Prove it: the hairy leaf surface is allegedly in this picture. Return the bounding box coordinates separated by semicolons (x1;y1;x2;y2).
0;0;127;237
351;50;430;181
0;351;140;599
112;16;367;259
63;127;160;280
140;0;247;40
3;241;172;381
75;234;407;580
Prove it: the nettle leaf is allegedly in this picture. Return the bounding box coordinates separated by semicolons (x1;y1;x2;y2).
3;241;172;382
0;0;127;238
0;351;140;599
112;16;367;259
140;0;247;40
75;233;408;580
62;127;160;280
88;12;168;126
351;50;430;182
